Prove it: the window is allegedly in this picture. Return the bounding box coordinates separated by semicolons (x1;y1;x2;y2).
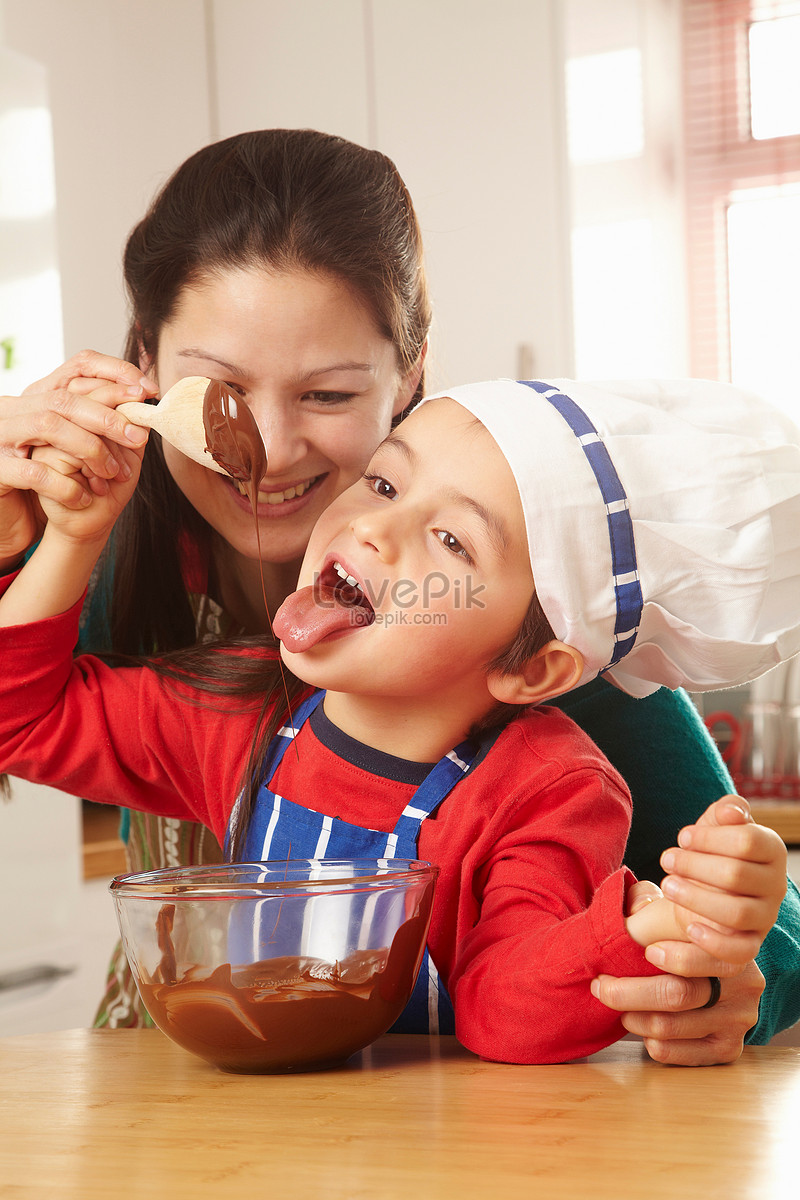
683;0;800;417
0;49;63;393
563;1;689;380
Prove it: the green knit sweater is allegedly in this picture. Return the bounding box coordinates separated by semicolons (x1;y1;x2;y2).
555;677;800;1042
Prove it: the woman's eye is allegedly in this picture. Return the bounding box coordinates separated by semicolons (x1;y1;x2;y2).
365;473;397;499
303;391;355;405
435;530;472;561
224;381;247;397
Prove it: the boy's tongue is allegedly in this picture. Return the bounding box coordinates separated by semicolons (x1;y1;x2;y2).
273;581;371;652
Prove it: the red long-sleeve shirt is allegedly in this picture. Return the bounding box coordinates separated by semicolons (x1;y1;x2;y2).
0;574;660;1062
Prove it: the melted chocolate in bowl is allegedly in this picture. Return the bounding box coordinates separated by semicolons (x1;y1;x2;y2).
137;899;433;1074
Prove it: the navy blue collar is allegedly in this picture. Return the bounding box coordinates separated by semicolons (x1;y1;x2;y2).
309;700;435;785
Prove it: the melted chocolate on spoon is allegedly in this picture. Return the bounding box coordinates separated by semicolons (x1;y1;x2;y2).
202;377;273;602
202;379;268;509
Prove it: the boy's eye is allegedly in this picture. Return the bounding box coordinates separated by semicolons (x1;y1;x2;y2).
365;473;397;499
435;530;471;561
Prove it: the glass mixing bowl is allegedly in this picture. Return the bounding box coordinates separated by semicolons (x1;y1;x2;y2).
110;858;438;1074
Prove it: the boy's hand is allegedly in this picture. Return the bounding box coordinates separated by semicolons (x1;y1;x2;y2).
33;432;143;546
0;356;153;566
0;382;147;628
658;796;787;965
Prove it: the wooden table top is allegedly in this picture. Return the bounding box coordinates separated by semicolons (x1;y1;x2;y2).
1;1029;798;1199
750;798;800;844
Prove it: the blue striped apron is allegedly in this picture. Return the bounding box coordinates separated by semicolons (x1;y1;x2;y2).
227;690;479;1035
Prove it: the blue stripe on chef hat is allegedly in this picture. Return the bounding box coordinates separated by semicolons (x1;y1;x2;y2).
519;381;643;671
416;376;800;697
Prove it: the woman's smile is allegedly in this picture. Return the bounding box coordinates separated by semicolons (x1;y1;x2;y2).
228;471;326;512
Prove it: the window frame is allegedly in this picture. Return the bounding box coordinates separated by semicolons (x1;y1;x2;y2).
683;0;800;380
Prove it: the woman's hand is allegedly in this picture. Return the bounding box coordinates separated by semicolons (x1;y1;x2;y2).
593;797;784;1064
591;958;765;1066
0;351;156;566
658;796;787;964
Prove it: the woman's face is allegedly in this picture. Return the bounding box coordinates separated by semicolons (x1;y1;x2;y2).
152;266;420;568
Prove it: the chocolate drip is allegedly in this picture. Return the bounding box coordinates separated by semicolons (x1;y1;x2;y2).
202;377;296;734
202;380;268;507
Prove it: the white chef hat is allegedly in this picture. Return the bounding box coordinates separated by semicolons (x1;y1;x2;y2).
419;378;800;697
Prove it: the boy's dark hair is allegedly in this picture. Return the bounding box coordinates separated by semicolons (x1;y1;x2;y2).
470;592;556;737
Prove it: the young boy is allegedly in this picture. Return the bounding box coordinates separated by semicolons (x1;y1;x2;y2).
0;377;797;1064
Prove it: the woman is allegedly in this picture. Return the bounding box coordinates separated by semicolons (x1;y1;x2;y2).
1;129;797;1058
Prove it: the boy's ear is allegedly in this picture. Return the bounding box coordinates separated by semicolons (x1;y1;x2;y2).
486;640;584;707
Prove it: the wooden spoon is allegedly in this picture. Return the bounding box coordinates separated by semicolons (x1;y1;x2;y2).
116;375;228;475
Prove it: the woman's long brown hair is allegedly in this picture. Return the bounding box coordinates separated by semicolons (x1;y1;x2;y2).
100;129;431;658
122;639;308;861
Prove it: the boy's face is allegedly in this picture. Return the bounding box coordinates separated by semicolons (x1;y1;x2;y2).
278;398;535;707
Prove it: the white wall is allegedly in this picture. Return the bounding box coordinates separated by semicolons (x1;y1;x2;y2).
0;46;63;392
1;0;212;364
374;0;573;387
1;0;693;390
563;0;689;378
209;0;371;145
210;0;573;389
2;0;574;388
